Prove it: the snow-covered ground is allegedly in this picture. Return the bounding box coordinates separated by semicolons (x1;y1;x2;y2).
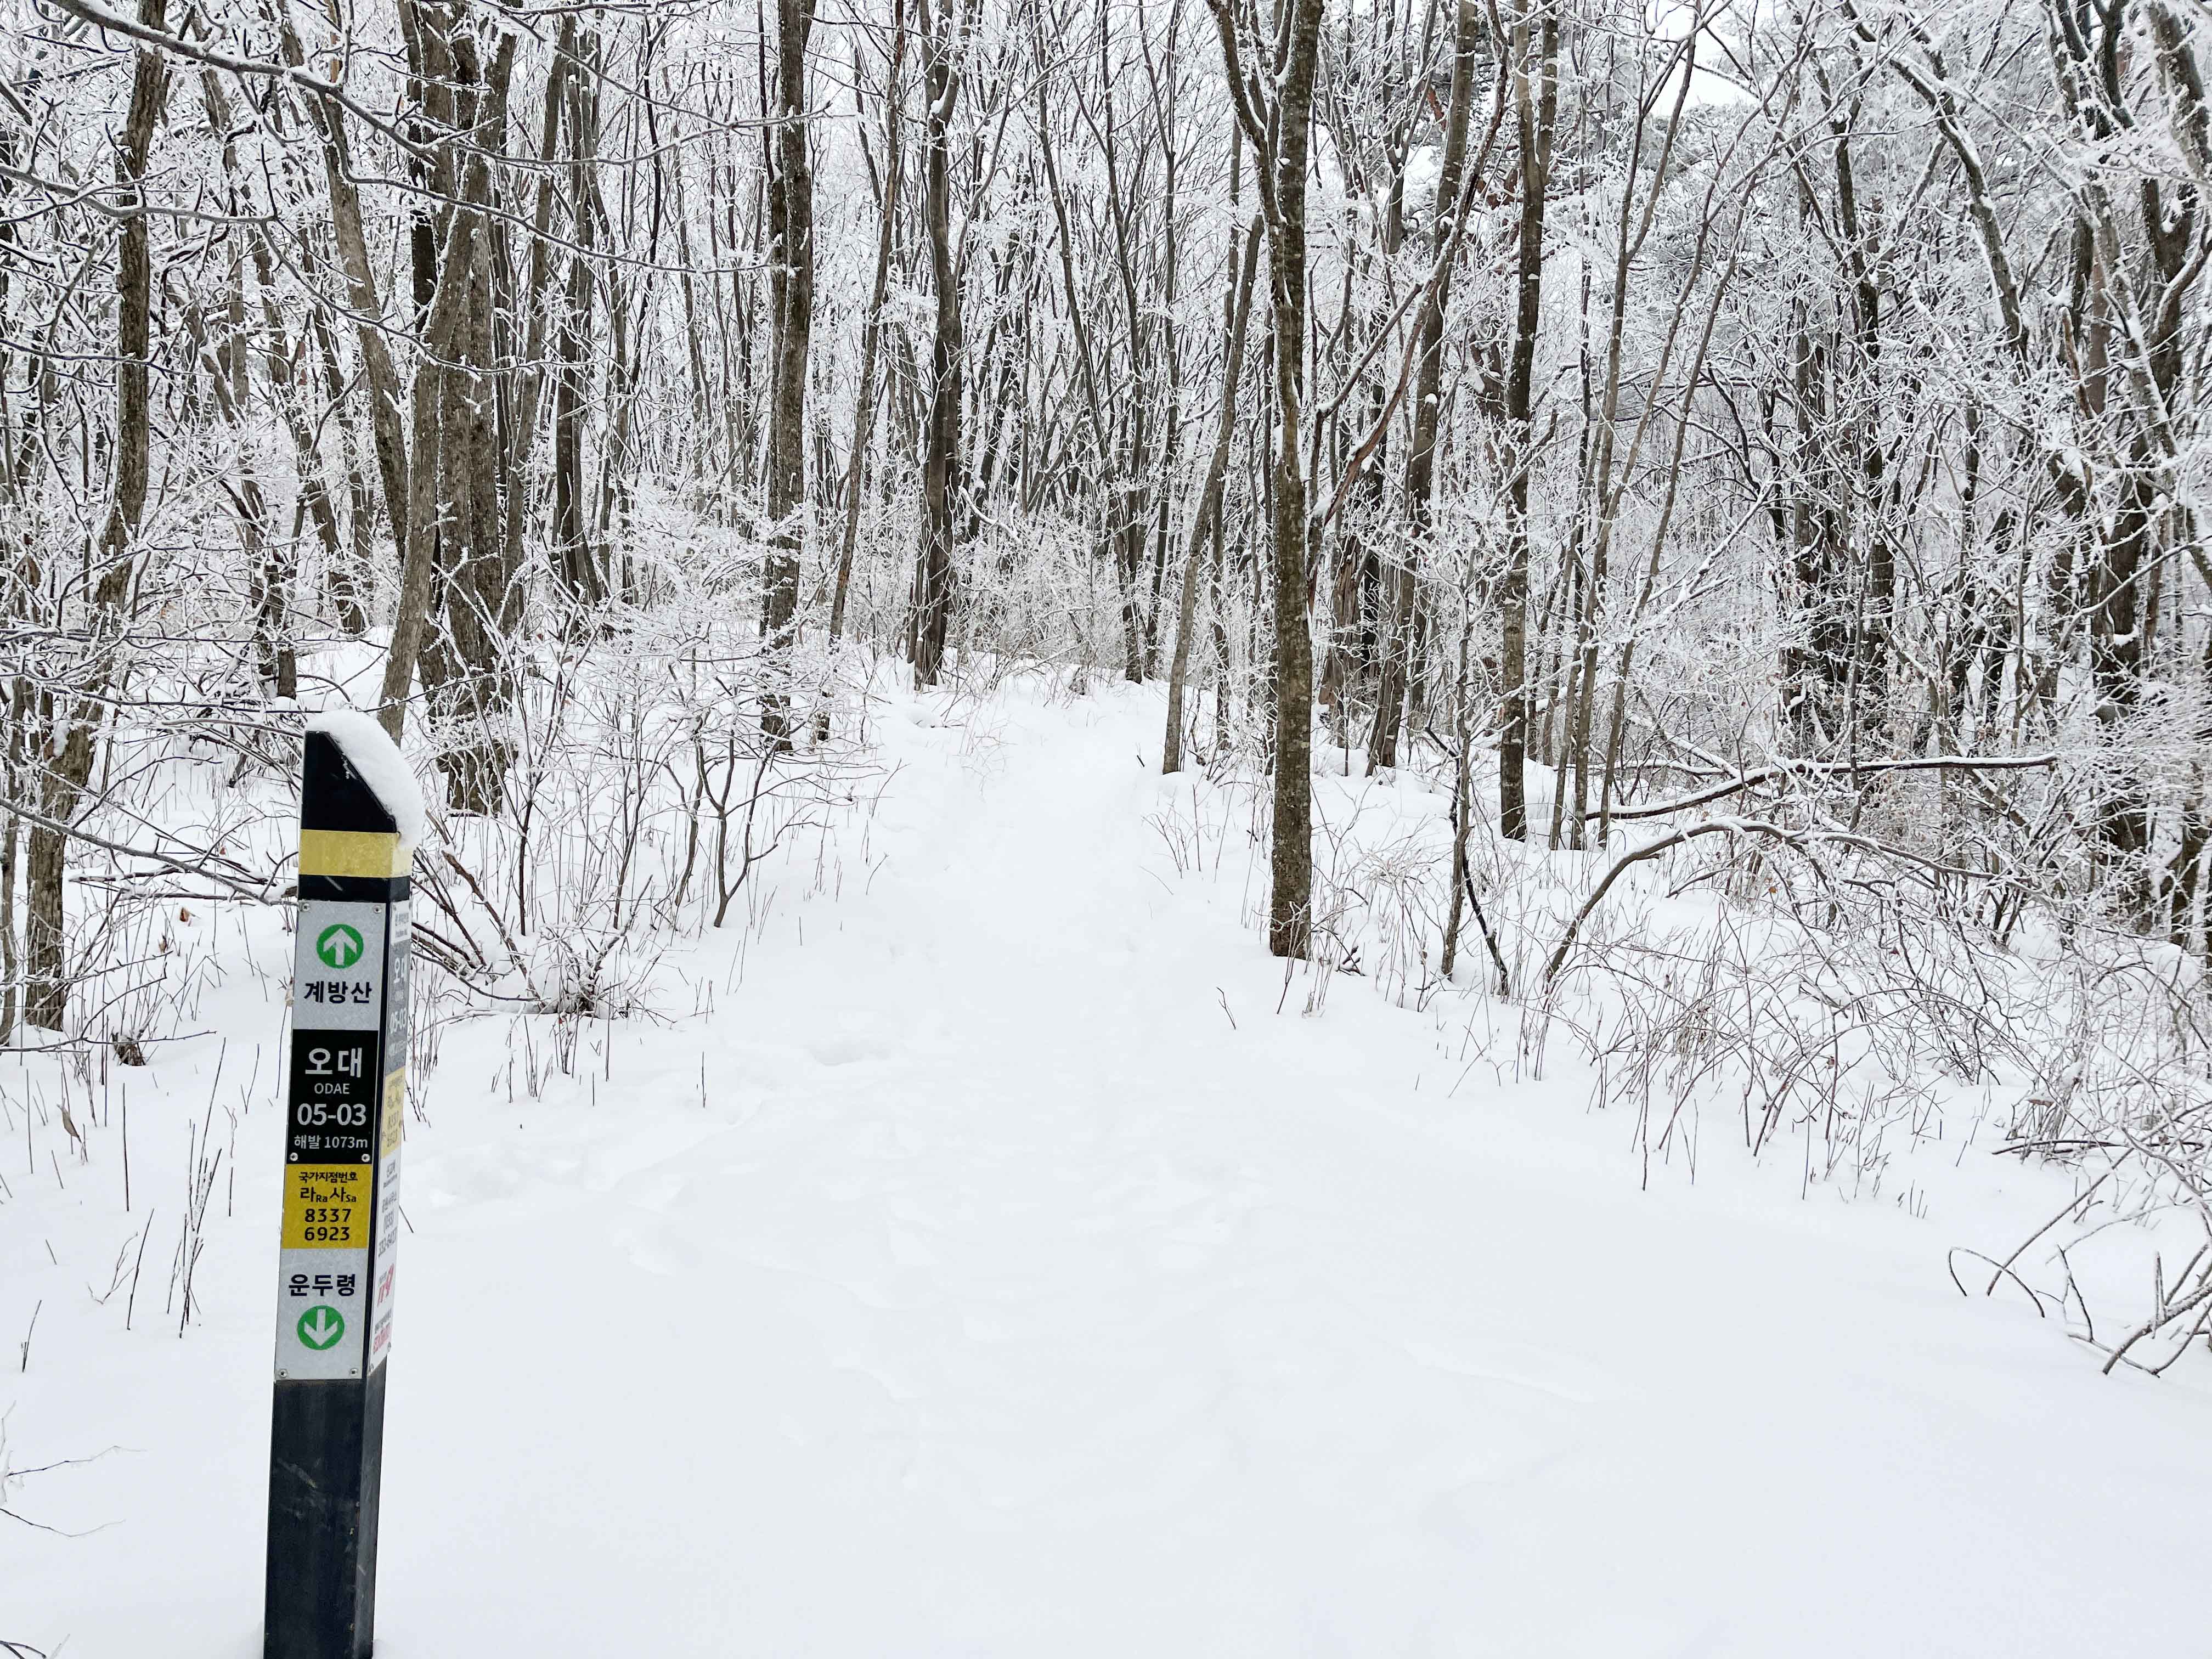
7;682;2211;1656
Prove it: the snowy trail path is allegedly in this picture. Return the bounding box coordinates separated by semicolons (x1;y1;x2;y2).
15;688;2212;1656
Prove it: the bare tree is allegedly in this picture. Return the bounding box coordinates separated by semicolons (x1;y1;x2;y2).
911;0;968;686
1211;0;1326;957
761;0;818;747
1495;0;1558;842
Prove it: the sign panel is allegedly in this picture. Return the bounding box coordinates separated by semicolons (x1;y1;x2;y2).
291;900;386;1032
278;896;405;1379
280;895;382;1386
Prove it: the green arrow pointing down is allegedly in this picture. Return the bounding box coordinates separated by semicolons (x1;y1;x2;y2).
297;1305;346;1350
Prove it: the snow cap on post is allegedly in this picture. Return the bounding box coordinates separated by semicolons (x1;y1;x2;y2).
305;710;426;851
299;712;425;901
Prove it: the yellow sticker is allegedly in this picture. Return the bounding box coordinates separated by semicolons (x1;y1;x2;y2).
283;1165;370;1249
381;1069;406;1157
299;828;411;879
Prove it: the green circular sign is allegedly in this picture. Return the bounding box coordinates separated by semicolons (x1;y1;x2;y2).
315;924;365;970
297;1305;346;1351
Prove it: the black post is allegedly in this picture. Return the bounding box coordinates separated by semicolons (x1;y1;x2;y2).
266;727;415;1659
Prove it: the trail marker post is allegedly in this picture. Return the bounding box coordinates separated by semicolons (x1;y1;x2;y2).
266;724;415;1658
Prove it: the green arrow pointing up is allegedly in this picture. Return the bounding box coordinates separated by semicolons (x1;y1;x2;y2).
297;1305;346;1351
315;924;365;970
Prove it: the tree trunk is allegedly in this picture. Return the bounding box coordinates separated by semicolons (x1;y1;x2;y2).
761;0;818;748
377;27;515;741
913;0;963;689
1498;1;1558;842
1208;0;1325;958
552;31;607;610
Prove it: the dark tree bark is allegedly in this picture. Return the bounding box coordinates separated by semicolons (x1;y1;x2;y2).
1210;0;1326;958
1498;0;1558;843
912;0;964;687
553;27;608;610
761;0;819;748
418;30;520;813
376;23;515;741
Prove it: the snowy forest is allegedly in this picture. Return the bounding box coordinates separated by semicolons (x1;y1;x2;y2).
6;0;2212;1649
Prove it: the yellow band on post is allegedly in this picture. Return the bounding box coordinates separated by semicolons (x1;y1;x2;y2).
300;829;410;879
